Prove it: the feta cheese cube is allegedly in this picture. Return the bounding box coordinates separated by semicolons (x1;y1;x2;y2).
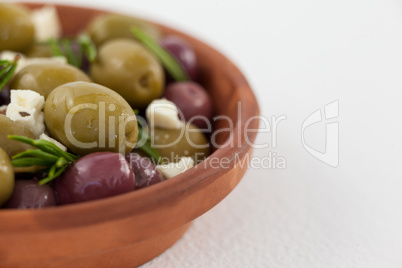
146;98;182;129
30;6;62;41
40;133;67;152
6;90;45;137
156;157;195;179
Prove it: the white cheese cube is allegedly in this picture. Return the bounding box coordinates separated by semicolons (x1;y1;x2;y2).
30;6;62;41
6;90;45;137
146;98;182;129
156;157;195;179
39;133;67;152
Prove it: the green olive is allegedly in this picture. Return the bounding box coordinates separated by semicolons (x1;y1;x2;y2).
24;43;54;58
10;63;92;99
90;39;164;109
0;3;34;52
44;81;138;156
150;123;210;163
86;14;161;47
0;114;34;157
0;147;14;206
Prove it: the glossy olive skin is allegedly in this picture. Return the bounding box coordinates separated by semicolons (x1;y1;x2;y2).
44;81;138;156
0;114;34;157
160;36;198;81
0;88;10;106
54;152;135;205
126;153;164;189
0;3;34;52
0;147;14;206
90;39;164;109
3;180;57;209
87;14;161;47
165;82;213;129
151;123;209;163
11;63;92;99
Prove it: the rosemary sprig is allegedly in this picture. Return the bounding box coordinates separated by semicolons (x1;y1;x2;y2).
8;135;79;185
0;56;19;92
137;124;162;164
49;34;97;68
77;34;97;62
131;27;189;81
134;112;162;164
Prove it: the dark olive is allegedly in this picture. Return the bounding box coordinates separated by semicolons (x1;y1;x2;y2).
0;114;34;157
90;39;164;109
160;36;198;81
0;147;14;206
54;152;135;205
126;153;164;189
0;3;34;52
10;63;92;99
165;81;213;129
151;123;209;163
3;180;56;209
86;14;161;47
44;81;138;156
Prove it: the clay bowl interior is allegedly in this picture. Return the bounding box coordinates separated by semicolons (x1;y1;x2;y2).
0;3;259;267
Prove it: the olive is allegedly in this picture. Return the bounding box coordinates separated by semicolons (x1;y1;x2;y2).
160;36;198;81
44;81;138;156
90;39;164;109
3;180;57;209
10;63;92;99
0;3;34;52
86;14;161;47
126;153;164;188
151;123;209;163
54;152;135;205
24;43;53;58
0;147;14;206
0;88;10;106
165;82;213;129
0;114;34;157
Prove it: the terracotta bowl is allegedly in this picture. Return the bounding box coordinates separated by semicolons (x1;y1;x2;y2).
0;3;259;267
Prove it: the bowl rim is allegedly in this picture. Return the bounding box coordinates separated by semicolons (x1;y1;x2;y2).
0;2;260;232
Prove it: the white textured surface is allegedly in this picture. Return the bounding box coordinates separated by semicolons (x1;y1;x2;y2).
17;0;402;267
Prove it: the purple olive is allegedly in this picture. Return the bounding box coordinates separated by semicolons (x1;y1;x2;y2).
165;81;213;129
126;153;164;189
0;87;10;107
54;152;135;205
3;180;57;209
160;35;198;81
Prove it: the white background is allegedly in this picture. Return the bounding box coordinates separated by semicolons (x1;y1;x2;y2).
16;0;402;267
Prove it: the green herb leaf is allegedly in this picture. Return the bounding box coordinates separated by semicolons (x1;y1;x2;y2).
0;63;11;78
77;34;97;62
49;38;64;57
12;149;59;162
49;35;97;68
12;157;55;167
136;123;161;164
131;27;189;81
39;165;67;185
0;59;18;92
0;60;11;65
140;141;162;164
8;135;79;185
